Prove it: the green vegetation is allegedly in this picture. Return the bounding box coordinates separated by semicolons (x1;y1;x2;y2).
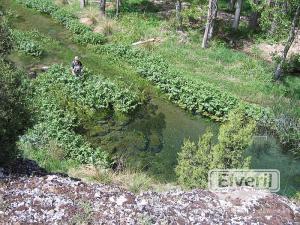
95;44;273;122
19;64;143;171
11;29;44;56
1;0;299;197
0;20;12;55
17;0;106;45
0;20;31;165
0;61;31;166
176;109;256;188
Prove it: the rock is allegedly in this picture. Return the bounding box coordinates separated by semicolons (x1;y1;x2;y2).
0;168;5;179
28;71;37;79
79;17;94;26
0;170;299;224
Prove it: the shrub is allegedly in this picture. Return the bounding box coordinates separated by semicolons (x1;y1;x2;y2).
275;115;300;157
175;129;213;188
94;44;273;122
0;20;12;55
65;19;92;34
285;54;300;73
210;109;256;169
73;32;106;45
51;8;76;24
17;0;106;45
176;109;256;188
16;0;58;14
19;65;141;167
0;60;31;165
11;29;43;57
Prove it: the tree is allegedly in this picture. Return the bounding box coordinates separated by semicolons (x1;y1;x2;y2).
116;0;120;17
232;0;242;30
274;6;300;80
248;0;260;30
211;109;256;169
80;0;86;9
100;0;106;16
228;0;236;11
175;0;183;31
202;0;218;48
176;109;256;188
176;129;214;188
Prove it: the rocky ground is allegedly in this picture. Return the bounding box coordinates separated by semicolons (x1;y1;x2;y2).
0;160;299;225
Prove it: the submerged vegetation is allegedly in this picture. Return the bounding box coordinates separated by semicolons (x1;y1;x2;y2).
1;0;299;198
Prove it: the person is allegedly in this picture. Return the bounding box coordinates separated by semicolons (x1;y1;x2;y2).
71;56;83;76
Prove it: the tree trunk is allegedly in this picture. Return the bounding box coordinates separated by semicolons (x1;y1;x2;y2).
202;0;218;48
176;0;183;31
80;0;86;9
274;6;300;80
268;0;277;35
228;0;236;11
248;0;259;30
100;0;106;16
116;0;120;17
232;0;242;30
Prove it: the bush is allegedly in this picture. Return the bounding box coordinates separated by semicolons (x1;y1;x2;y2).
275;115;300;157
175;129;213;188
0;60;31;166
176;109;256;188
51;8;76;24
73;32;106;45
65;19;92;34
19;65;142;167
0;20;12;55
94;44;273;122
285;54;300;73
17;0;106;45
11;29;43;57
210;109;256;169
17;0;58;14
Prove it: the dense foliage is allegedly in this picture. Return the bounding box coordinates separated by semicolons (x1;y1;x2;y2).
11;29;44;57
16;0;106;45
0;60;31;165
0;17;31;165
95;44;273;122
0;20;12;56
254;0;300;40
20;65;141;167
176;109;256;188
175;129;214;188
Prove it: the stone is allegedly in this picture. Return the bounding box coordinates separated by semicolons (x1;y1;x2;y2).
79;17;94;26
0;167;299;224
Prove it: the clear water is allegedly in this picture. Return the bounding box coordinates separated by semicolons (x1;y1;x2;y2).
3;0;299;197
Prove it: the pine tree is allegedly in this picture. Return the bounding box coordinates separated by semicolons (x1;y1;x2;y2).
176;129;213;188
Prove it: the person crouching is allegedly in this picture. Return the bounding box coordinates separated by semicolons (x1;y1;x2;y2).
71;56;83;76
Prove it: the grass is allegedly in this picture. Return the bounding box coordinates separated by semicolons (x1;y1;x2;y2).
58;0;299;118
68;164;178;193
156;37;300;117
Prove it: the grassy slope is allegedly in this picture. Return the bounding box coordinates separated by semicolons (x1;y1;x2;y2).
69;0;300;117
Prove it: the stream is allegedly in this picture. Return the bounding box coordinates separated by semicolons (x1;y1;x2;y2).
3;0;300;197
